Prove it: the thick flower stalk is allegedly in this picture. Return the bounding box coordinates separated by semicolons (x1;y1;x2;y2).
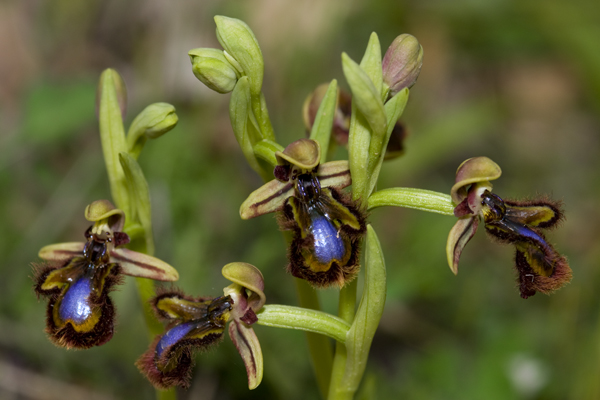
446;157;572;298
240;139;367;288
137;262;266;390
34;200;179;349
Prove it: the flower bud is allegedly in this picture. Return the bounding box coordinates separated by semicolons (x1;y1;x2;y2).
127;103;178;159
382;34;423;97
214;16;264;97
189;48;238;94
303;83;352;145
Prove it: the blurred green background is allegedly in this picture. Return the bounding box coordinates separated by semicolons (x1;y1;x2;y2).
1;0;599;399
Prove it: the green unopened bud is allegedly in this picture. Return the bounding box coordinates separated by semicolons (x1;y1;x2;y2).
382;34;423;98
127;103;178;159
214;16;264;97
189;48;239;94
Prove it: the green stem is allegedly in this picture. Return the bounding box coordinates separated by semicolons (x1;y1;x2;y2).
128;240;176;400
252;93;276;141
368;187;455;215
294;278;334;399
256;305;350;342
254;139;284;168
328;280;357;400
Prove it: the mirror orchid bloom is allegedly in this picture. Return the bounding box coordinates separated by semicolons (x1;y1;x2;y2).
34;200;179;349
446;157;571;298
240;139;366;288
137;262;266;390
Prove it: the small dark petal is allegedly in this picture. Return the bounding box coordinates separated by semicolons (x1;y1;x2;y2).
331;89;352;146
240;308;258;325
454;198;474;218
274;165;291;182
113;232;130;247
383;121;408;160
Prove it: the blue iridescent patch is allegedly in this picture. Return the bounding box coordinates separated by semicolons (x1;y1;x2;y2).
308;207;345;264
155;322;195;357
58;273;93;325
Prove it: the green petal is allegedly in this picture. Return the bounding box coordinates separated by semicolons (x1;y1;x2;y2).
451;157;501;204
222;262;266;310
276;139;321;170
84;199;125;232
239;179;293;219
38;242;84;262
446;217;479;275
228;320;263;390
110;248;179;281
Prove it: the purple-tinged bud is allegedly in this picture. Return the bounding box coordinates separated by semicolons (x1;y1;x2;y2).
382;34;423;98
303;83;352;145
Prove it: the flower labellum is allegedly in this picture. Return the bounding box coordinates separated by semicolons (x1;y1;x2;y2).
136;293;233;389
34;200;179;349
240;139;366;288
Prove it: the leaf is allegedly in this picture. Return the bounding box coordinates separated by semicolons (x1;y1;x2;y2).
342;225;386;392
97;69;129;215
366;88;409;197
342;53;387;138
